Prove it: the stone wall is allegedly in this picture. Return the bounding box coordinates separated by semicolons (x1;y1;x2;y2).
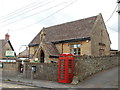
2;60;22;77
55;43;62;54
24;63;58;81
24;55;118;82
80;41;91;55
74;55;118;82
1;55;118;83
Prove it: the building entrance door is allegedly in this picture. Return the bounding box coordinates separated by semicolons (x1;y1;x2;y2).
40;50;44;63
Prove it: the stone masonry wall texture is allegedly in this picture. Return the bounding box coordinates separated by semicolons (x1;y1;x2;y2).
25;63;58;81
24;55;118;82
2;55;118;83
74;55;118;82
91;16;111;56
2;62;21;77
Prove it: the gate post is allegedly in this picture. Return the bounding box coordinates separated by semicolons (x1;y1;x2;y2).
23;59;30;78
16;59;22;72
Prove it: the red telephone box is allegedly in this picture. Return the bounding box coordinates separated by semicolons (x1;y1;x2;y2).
58;53;74;83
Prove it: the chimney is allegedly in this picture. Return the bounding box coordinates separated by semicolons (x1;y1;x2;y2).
5;33;10;40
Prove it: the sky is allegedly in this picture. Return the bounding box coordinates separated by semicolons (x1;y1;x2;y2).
0;0;118;54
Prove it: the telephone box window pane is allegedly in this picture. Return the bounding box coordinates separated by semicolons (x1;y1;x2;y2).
60;74;64;80
68;69;72;74
69;60;72;64
68;56;73;57
61;66;65;69
61;59;65;62
61;59;65;65
60;56;66;57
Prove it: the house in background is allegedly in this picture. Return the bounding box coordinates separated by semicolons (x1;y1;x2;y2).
28;13;111;63
18;47;29;59
110;49;119;55
0;33;16;61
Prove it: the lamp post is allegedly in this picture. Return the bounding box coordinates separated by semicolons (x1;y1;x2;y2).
18;45;28;64
18;45;28;57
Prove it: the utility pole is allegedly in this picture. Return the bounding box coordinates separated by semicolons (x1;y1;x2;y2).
117;0;120;3
117;0;120;13
118;0;120;51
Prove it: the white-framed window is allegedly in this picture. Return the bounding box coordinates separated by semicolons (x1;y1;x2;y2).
70;44;81;55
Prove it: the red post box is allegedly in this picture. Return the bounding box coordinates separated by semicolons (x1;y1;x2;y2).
58;53;74;83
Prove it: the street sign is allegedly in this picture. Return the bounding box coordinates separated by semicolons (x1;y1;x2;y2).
6;51;14;57
34;58;38;63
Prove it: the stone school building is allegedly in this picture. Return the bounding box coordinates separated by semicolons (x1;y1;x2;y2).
28;13;111;63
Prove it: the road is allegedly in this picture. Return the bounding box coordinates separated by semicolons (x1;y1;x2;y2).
0;81;36;88
1;81;52;90
76;67;119;88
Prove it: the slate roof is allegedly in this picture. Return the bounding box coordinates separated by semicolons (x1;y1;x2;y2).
29;31;41;46
44;16;97;43
29;15;98;56
29;15;97;46
45;42;59;56
0;40;15;51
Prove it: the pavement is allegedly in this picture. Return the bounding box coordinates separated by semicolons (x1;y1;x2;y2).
2;77;77;88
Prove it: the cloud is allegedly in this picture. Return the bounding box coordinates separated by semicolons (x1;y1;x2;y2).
0;0;118;53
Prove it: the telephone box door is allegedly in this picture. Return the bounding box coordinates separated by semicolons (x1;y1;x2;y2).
58;53;74;83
